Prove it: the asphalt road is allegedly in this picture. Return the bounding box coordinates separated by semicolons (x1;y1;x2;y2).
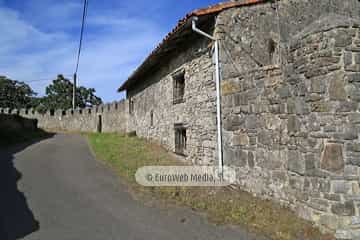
0;133;266;240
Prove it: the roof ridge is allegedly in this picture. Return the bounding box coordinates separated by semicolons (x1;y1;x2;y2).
119;0;268;91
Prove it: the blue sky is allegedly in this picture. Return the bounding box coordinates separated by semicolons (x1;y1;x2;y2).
0;0;221;102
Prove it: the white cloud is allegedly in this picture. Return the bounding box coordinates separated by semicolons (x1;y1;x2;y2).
0;3;165;102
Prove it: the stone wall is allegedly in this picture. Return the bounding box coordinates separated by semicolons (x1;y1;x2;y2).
217;1;360;238
0;100;128;134
126;31;218;165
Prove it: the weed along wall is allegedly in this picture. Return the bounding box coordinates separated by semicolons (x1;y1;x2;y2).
1;0;360;237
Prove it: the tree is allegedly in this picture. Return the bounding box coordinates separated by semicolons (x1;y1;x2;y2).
41;74;102;111
0;76;37;109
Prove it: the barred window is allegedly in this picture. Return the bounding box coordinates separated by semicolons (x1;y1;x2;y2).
173;71;185;104
174;124;186;156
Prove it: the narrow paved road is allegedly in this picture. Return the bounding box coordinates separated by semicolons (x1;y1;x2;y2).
0;134;265;240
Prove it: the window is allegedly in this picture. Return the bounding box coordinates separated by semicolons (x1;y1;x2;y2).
150;110;154;126
174;124;186;156
173;71;185;104
129;98;134;115
50;109;55;116
268;38;277;63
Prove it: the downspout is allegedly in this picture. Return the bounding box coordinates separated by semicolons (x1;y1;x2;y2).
192;17;223;174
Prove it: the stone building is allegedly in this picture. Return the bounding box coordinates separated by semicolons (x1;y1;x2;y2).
118;0;360;238
3;0;360;238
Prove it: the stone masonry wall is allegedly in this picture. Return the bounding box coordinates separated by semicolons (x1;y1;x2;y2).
0;100;128;134
126;34;217;165
217;1;360;238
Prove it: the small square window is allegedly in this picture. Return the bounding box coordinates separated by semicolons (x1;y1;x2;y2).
173;71;185;104
174;124;186;156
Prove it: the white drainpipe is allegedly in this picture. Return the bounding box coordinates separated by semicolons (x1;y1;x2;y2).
192;17;223;174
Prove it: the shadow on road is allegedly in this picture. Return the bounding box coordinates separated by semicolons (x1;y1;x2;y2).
0;130;54;240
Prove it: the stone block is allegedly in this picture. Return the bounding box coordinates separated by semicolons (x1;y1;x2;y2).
258;130;273;146
223;115;244;131
331;201;355;216
245;115;257;129
345;64;360;72
334;30;352;47
272;171;287;183
306;93;322;102
349;157;360;167
223;147;247;167
305;154;316;171
336;102;358;113
329;73;346;101
324;193;341;202
346;73;360;82
248;151;255;168
288;150;305;175
234;93;248;106
277;85;291;99
346;143;360;152
232;133;249;146
221;80;241;96
344;51;352;66
335;230;352;240
287;115;300;135
320;144;344;173
308;198;329;212
332;180;352;194
355;53;360;65
311;101;330;112
310;77;326;93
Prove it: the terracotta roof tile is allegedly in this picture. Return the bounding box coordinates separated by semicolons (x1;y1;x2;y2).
119;0;267;91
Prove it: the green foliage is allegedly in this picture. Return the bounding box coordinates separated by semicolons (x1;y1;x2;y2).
40;74;102;111
0;76;36;109
0;74;103;112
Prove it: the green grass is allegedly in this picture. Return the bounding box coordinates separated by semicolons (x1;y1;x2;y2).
87;132;331;240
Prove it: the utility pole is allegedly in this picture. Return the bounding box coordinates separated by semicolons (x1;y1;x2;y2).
72;73;77;110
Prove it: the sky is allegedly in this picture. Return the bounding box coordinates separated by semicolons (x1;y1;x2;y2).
0;0;221;102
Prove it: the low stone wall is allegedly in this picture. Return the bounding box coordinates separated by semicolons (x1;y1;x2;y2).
0;100;128;134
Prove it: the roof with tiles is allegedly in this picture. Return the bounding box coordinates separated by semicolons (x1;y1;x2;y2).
118;0;268;92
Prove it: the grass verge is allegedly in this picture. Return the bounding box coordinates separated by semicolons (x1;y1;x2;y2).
87;132;331;240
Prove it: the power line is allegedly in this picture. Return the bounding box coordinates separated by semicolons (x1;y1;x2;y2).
19;74;73;83
73;0;89;110
75;0;89;75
